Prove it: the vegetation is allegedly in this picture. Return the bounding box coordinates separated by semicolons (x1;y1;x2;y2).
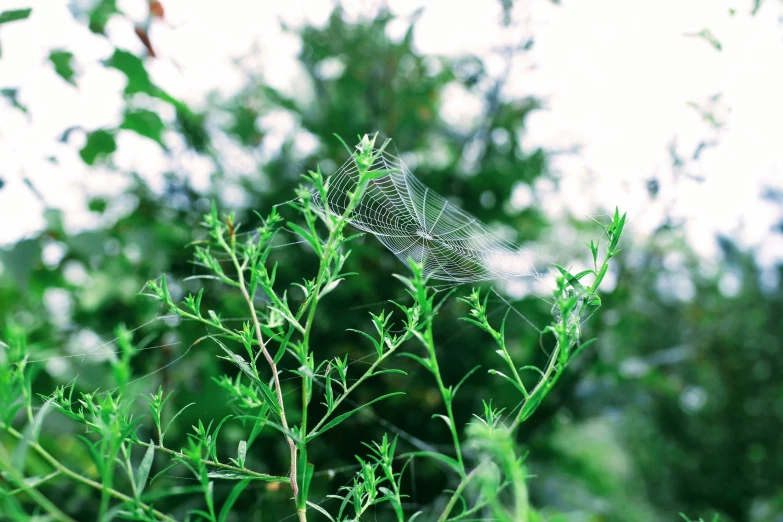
1;2;781;521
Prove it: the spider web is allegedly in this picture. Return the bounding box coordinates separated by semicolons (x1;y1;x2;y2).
312;147;542;283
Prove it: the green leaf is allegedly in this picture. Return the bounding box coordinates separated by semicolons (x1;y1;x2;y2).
0;88;27;113
346;328;380;354
121;109;165;146
307;392;404;441
372;369;407;377
134;443;155;497
88;0;119;34
79;129;116;165
105;49;156;96
397;352;432;372
519;365;545;379
488;369;528;395
213;339;282;418
296;445;314;509
554;264;588;294
150;461;179;485
235;417;302;444
161;402;195;446
287;222;321;255
452;365;481;398
0;8;32;25
571;269;595;282
568;337;598;362
49;50;76;85
217;479;251;522
189;509;214;521
13;401;53;470
175;103;210;152
319;278;344;299
432;413;452;429
404;451;462;474
307;501;336;521
236;440;247;467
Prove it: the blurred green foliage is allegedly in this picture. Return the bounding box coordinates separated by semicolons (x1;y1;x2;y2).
1;2;781;521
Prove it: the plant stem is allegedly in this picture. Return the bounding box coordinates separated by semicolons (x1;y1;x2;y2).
423;308;465;475
0;443;76;522
291;140;385;522
1;425;174;521
121;443;139;498
134;441;289;482
219;232;301;509
498;335;528;398
509;339;562;432
508;230;617;432
307;344;399;439
437;465;481;522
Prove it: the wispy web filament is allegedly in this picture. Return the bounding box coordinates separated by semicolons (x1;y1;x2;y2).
313;147;541;283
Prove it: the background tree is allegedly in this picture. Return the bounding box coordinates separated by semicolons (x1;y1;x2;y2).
1;1;781;521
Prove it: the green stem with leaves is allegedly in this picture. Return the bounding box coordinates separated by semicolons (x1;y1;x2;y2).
423;303;465;474
0;441;75;522
306;333;407;439
285;134;392;520
216;220;303;520
1;424;174;522
437;464;481;522
134;441;288;482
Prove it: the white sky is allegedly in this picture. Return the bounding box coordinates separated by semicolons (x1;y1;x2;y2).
1;0;782;266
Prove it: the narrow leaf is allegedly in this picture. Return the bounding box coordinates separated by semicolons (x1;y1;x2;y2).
432;413;452;430
134;443;155;496
307;501;336;521
237;440;247;467
287;222;321;255
214;339;281;417
218;479;251;522
150;461;179;485
308;392;404;441
554;264;588;294
319;278;344;299
452;365;481;397
161;402;195;445
404;451;462;474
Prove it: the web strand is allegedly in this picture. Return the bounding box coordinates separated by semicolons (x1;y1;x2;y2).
312;149;542;283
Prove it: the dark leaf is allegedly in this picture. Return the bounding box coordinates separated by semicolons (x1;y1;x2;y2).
121;109;165;146
175;103;210;152
49;50;76;85
307;392;404;441
0;88;27;113
88;0;119;34
218;479;251;522
0;8;32;25
79;129;116;165
105;49;156;96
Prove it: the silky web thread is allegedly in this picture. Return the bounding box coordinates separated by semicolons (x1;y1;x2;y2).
312;147;543;283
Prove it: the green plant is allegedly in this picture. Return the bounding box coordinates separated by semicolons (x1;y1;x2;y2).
0;135;625;521
680;514;721;522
